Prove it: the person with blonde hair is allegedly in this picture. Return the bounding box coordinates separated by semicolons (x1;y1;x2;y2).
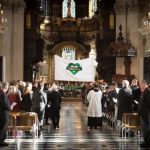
21;82;33;112
31;81;47;135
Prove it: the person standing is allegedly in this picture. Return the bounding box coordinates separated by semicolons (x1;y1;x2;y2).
21;82;33;112
138;80;150;148
87;83;103;130
7;86;21;112
0;82;10;147
31;82;47;135
49;83;62;129
43;83;52;125
117;80;133;122
130;78;141;112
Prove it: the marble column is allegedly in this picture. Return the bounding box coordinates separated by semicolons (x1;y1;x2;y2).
2;0;25;81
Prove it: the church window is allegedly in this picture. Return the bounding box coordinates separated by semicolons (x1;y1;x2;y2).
89;0;97;18
62;47;76;60
62;0;76;18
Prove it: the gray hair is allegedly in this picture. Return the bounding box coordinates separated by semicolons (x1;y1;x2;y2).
1;82;9;90
139;80;147;85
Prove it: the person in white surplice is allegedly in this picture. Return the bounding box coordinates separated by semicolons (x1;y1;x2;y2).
87;83;103;130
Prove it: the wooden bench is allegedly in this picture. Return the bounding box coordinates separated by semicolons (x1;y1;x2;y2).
8;112;39;137
121;113;141;139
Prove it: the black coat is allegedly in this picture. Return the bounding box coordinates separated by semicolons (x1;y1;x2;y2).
21;93;32;112
0;90;11;130
0;90;11;142
117;87;132;120
131;86;141;111
138;87;150;125
49;90;62;111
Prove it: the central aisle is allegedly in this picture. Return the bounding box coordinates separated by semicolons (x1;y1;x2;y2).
5;102;142;150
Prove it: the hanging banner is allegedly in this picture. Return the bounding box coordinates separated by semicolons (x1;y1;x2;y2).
54;55;95;82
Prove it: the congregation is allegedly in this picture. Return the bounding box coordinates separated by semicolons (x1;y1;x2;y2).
0;79;150;148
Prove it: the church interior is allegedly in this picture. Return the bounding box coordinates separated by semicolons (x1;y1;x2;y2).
0;0;150;149
1;0;150;84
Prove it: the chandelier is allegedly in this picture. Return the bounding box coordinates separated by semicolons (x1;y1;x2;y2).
0;3;7;33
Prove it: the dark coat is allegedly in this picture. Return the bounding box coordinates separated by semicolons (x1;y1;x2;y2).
0;90;11;128
31;91;46;113
138;87;150;125
131;85;141;101
21;93;32;112
131;86;141;112
49;90;62;111
0;90;11;142
117;87;132;120
108;89;118;112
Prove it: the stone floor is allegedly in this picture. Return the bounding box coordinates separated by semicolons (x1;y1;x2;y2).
2;101;145;150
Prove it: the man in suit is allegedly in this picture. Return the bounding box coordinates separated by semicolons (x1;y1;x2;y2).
138;80;150;148
0;82;11;147
130;78;141;112
49;83;62;130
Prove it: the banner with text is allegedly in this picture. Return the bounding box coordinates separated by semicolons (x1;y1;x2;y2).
54;55;95;82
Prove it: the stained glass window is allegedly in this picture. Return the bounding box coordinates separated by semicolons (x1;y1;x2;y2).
62;47;76;60
89;0;97;17
62;0;75;18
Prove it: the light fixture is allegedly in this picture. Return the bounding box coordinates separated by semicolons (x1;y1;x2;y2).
0;3;7;33
40;16;51;31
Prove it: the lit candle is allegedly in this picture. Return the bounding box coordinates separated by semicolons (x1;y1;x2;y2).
1;10;4;15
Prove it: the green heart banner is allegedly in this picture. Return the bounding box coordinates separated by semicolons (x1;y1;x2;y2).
66;63;82;75
54;55;95;82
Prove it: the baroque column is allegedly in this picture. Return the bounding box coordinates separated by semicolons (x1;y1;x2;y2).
2;0;25;81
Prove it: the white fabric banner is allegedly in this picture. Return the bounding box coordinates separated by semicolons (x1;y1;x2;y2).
54;55;95;82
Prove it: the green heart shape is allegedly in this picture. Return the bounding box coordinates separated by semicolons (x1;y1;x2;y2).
66;63;82;75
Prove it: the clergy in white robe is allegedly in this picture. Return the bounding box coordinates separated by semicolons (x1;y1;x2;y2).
87;84;103;129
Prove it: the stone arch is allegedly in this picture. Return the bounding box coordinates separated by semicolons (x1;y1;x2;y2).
50;41;89;59
47;41;90;82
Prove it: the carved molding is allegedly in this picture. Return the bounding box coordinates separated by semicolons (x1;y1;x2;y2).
50;41;88;56
2;0;26;12
80;31;97;44
115;1;145;14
